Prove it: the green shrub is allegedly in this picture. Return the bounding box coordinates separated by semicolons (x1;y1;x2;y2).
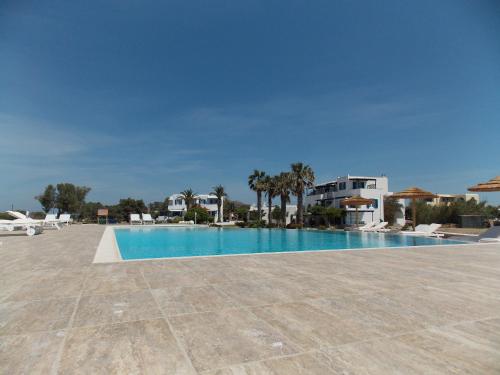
235;221;247;227
184;206;213;223
248;220;266;228
408;199;499;226
286;223;303;229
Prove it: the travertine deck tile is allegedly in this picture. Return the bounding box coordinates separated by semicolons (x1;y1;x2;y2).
152;286;238;316
0;297;76;335
59;319;196;374
169;308;300;372
202;351;336;375
0;330;65;374
321;337;463;374
82;273;148;296
251;302;382;349
73;290;162;327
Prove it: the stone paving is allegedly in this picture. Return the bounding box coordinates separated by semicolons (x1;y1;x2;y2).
1;225;499;374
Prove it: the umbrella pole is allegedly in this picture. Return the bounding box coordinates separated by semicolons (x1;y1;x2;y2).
412;198;416;231
355;207;359;227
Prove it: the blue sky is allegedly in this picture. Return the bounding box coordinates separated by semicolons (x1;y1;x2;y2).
1;0;499;210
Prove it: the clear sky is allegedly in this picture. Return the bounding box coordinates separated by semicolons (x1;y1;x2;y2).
1;0;499;210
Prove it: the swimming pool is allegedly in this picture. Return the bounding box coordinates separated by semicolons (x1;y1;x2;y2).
113;227;465;260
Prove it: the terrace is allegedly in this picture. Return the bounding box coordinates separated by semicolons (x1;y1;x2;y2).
1;225;499;374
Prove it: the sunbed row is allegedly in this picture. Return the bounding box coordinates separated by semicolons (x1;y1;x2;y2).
0;211;73;236
129;213;194;225
356;222;444;237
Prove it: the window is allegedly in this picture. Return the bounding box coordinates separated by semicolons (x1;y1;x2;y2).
208;198;217;204
371;199;378;209
175;199;183;205
338;182;346;190
352;181;366;189
168;200;173;206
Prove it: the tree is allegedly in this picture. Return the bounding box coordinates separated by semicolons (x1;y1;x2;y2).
80;201;104;222
148;201;169;218
184;206;212;223
325;207;344;226
409;199;499;226
55;183;91;215
262;175;278;225
271;205;282;223
384;197;403;225
248;170;266;222
115;198;147;222
180;189;197;211
308;205;345;227
224;199;236;221
290;162;315;225
276;172;292;227
211;185;226;223
35;184;56;213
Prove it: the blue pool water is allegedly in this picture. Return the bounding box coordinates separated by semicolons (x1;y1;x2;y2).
114;227;465;260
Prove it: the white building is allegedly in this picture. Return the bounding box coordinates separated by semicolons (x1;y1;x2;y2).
428;193;480;206
249;204;297;225
167;193;223;221
304;174;405;226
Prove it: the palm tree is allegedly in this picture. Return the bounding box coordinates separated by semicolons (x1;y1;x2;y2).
276;172;292;227
263;175;278;225
290;162;315;225
248;170;266;222
180;188;197;211
211;185;226;223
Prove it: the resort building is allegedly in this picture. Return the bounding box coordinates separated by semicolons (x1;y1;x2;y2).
167;193;223;221
305;174;405;225
249;204;297;225
427;193;480;206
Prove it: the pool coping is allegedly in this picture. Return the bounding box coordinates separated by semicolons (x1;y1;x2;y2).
93;225;488;264
93;224;208;263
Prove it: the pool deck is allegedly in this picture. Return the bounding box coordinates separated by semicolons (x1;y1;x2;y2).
1;224;499;374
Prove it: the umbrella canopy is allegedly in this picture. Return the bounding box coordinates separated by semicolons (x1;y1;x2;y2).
468;176;500;192
340;196;374;207
390;187;437;200
340;196;374;226
391;187;437;231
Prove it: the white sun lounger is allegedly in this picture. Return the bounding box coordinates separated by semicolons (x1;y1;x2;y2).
142;213;155;224
357;222;376;231
59;214;72;225
364;222;388;232
400;223;442;237
130;214;142;225
478;226;500;243
156;216;167;223
7;211;60;230
6;210;27;219
43;214;62;229
0;219;44;236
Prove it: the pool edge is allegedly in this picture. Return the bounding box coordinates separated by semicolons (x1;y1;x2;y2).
93;226;486;264
94;226;122;263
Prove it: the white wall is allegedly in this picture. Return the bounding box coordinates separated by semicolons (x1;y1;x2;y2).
167;193;224;221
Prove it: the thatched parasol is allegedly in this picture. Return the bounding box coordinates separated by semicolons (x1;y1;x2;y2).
390;187;437;231
340;196;374;226
468;176;500;192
